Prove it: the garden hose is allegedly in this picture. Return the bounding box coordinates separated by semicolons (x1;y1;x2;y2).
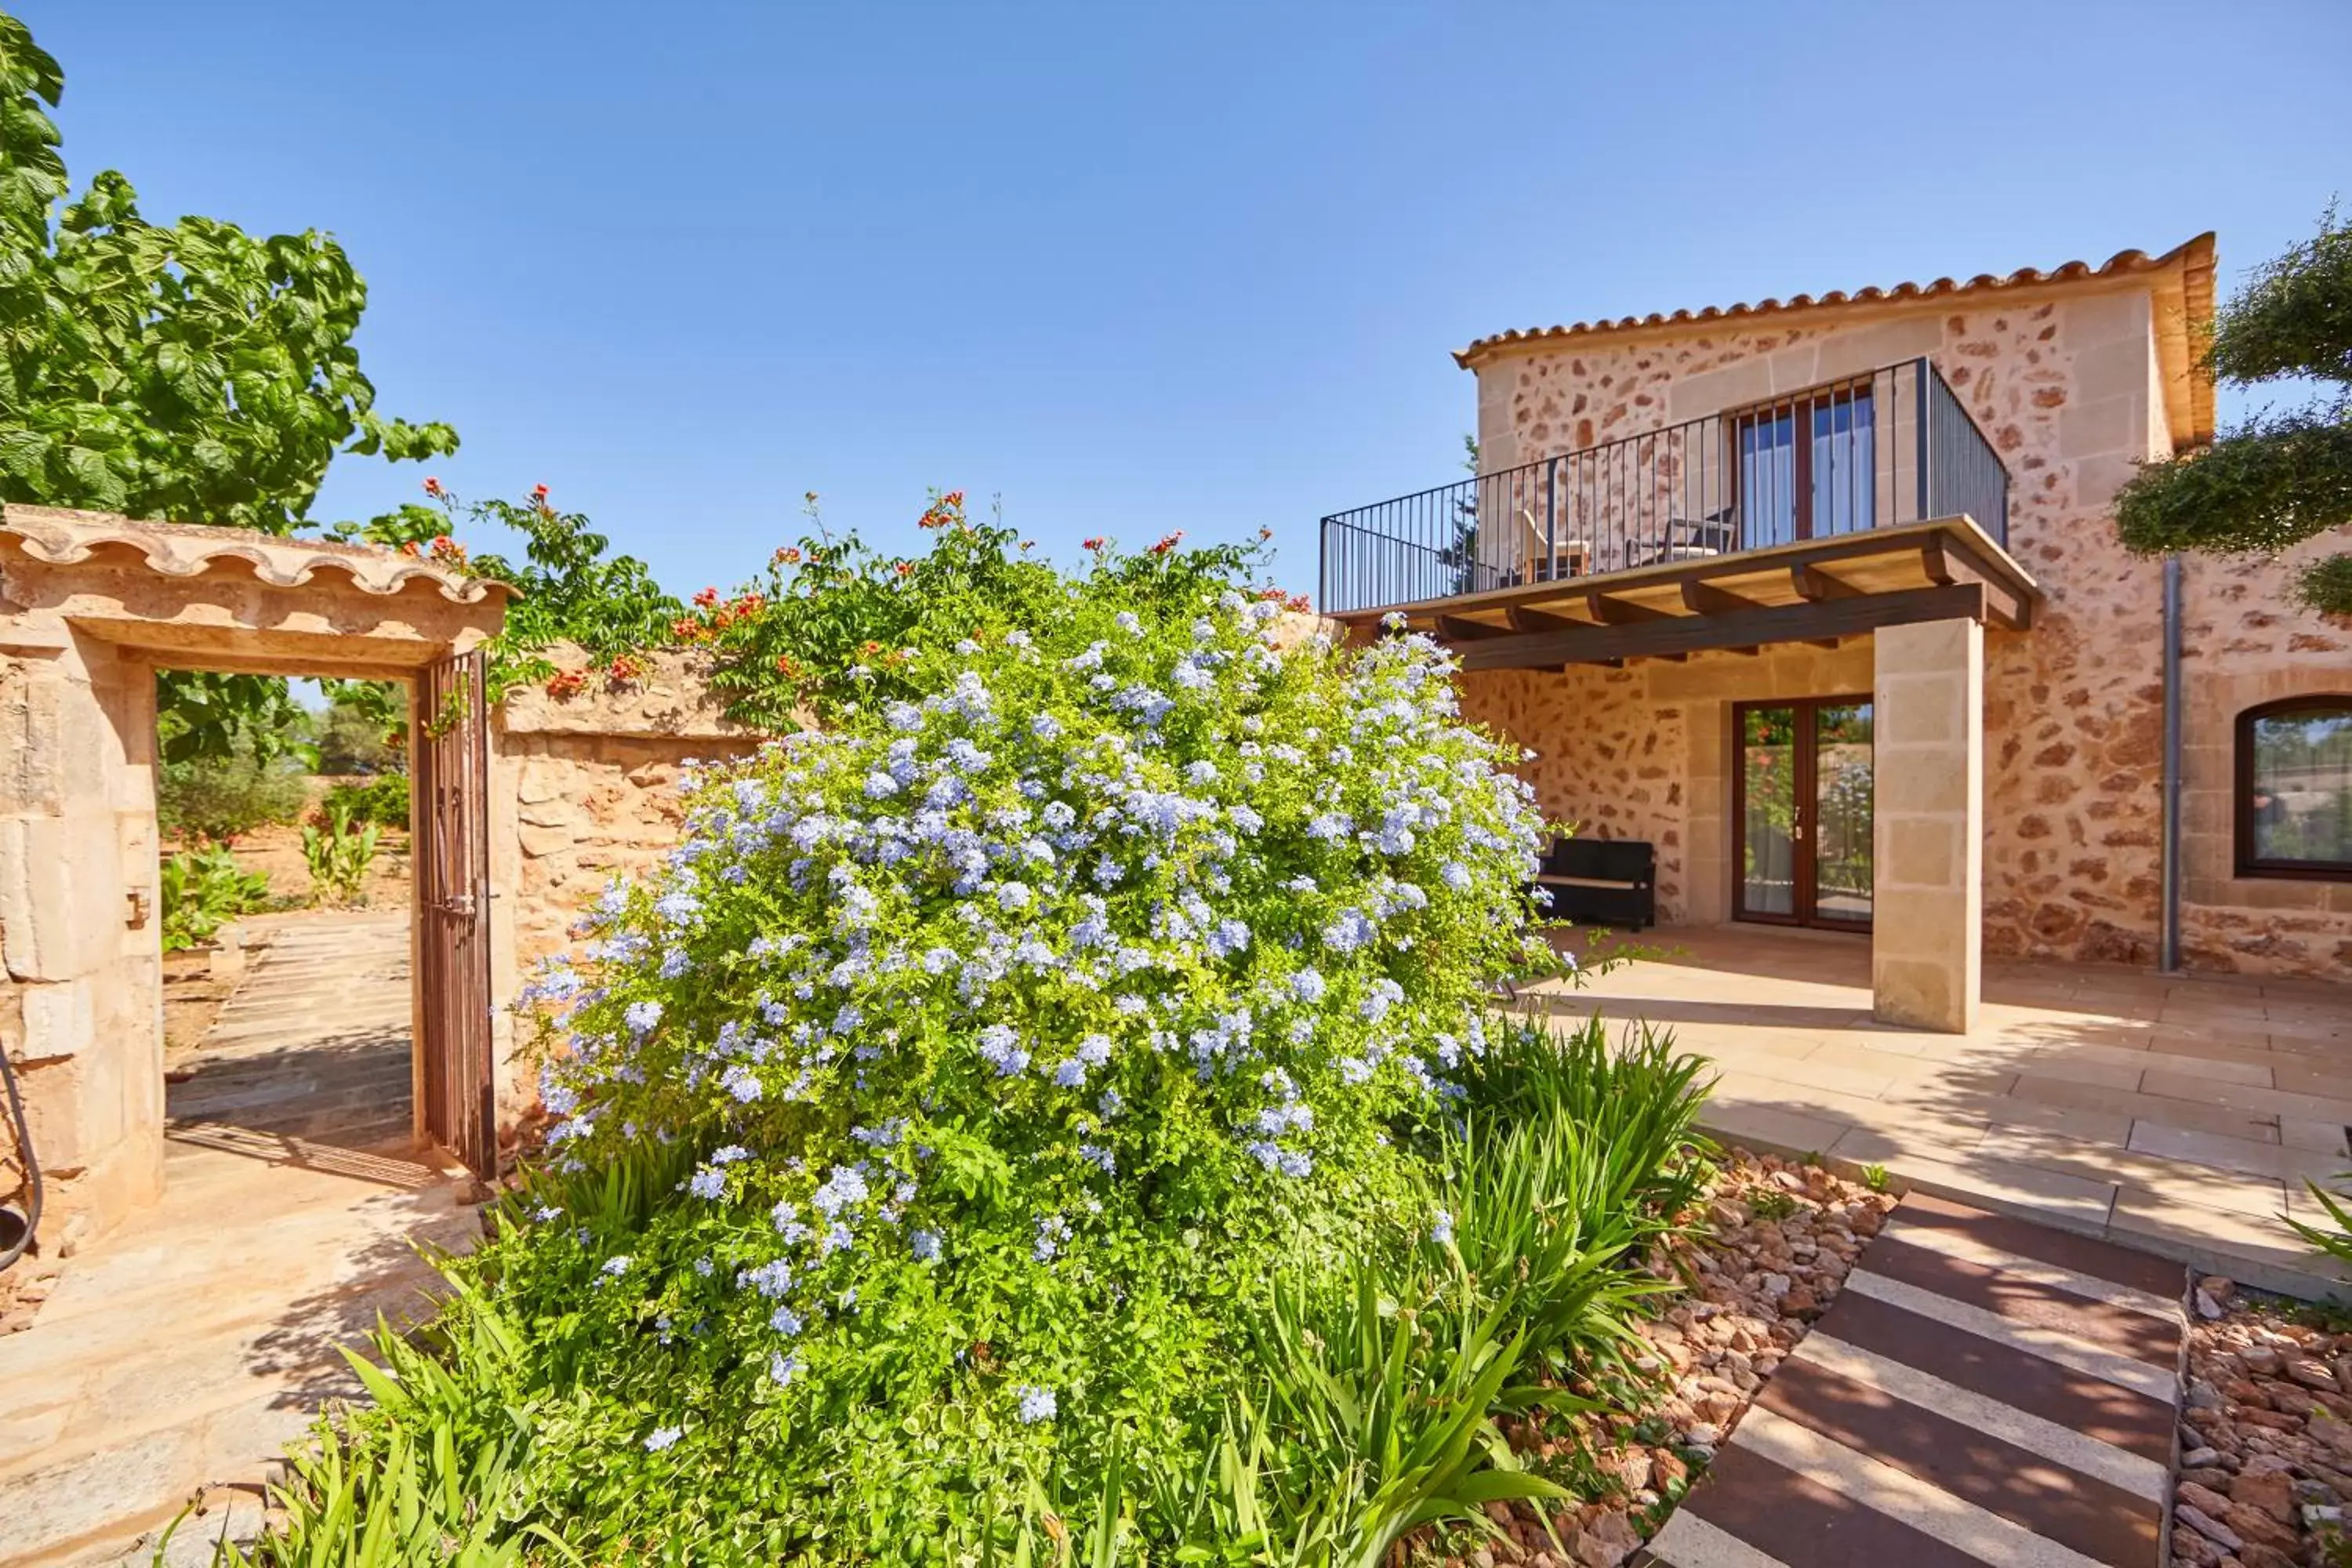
0;1040;39;1272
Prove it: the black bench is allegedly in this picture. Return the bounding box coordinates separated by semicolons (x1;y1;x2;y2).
1530;837;1656;930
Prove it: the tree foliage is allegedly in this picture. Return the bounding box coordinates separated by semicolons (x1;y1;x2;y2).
2115;212;2352;615
683;490;1289;732
329;481;684;721
0;9;458;757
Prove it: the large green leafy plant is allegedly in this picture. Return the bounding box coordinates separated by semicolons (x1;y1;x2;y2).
2116;211;2352;615
474;568;1557;1554
0;10;459;759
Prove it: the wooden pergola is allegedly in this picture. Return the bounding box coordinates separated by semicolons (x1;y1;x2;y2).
1330;517;2038;666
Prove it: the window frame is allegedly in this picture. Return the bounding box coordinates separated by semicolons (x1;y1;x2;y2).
2233;695;2352;882
1727;377;1877;549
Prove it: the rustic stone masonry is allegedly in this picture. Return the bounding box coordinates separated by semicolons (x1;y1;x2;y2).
487;644;760;1103
1461;246;2352;982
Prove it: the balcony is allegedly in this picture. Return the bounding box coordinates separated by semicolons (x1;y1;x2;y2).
1319;357;2014;625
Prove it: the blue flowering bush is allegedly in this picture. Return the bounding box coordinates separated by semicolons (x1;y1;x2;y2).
483;583;1561;1544
201;535;1721;1568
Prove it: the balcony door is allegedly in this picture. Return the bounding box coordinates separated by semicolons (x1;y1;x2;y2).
1735;698;1875;930
1735;386;1877;549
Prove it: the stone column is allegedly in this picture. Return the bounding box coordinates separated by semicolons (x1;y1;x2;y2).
1682;699;1731;925
1871;618;1984;1032
0;625;165;1250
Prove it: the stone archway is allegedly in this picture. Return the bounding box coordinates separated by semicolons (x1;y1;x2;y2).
0;504;511;1250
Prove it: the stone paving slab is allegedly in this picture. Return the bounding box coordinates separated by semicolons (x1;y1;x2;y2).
2;912;471;1568
1640;1192;2186;1568
1537;927;2352;1301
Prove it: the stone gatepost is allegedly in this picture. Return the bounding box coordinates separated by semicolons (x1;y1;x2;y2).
1871;618;1985;1033
0;623;166;1252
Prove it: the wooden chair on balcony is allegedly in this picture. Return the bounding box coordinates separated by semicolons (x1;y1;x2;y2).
1499;508;1589;586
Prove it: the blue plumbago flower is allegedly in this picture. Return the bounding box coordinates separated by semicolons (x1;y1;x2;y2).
688;1167;728;1200
1033;1214;1073;1262
721;1064;764;1103
811;1164;870;1218
653;890;701;926
910;1229;942;1261
1305;811;1352;842
1015;1385;1058;1424
976;1024;1030;1076
1431;1208;1455;1247
742;1258;794;1298
769;1350;802;1385
1321;909;1376;953
644;1425;684;1452
1359;978;1403;1023
1080;1142;1115;1174
601;1254;633;1277
1289;967;1327;1004
770;1304;804;1336
623;999;663;1036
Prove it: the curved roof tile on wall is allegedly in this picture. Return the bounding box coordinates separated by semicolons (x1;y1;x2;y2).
0;505;513;604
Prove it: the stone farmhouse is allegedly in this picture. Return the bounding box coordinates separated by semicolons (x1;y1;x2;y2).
1319;234;2352;1029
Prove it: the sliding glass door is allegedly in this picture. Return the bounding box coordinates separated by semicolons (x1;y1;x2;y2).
1735;698;1875;929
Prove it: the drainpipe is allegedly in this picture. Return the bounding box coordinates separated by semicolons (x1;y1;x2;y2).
2158;554;2183;973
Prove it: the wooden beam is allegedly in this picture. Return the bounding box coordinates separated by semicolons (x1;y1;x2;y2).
1804;637;1843;650
1681;579;1770;615
1587;591;1672;625
1432;615;1508;641
1506;604;1578;633
1789;564;1863;601
1461;584;1991;672
1918;540;2030;630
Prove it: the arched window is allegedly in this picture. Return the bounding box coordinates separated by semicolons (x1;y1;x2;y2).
2237;696;2352;880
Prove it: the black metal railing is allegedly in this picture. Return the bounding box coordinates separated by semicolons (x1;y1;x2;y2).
1318;357;2009;615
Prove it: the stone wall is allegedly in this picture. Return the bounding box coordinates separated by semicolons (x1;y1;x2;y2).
1466;276;2352;980
2176;533;2352;975
0;633;163;1254
490;644;762;1003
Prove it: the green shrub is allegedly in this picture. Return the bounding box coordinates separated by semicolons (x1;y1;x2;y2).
302;801;383;907
321;774;410;829
227;539;1719;1565
311;693;402;776
160;843;273;953
157;753;307;843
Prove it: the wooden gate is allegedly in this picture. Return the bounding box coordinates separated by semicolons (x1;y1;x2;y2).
414;648;498;1181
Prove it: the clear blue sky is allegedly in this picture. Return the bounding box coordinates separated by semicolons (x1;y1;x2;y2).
16;1;2348;597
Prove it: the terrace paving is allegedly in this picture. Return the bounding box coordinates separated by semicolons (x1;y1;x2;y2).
1530;925;2352;1301
0;915;475;1568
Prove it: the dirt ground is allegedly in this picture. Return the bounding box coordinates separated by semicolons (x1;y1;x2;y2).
159;800;412;1069
161;948;236;1065
207;818;414;910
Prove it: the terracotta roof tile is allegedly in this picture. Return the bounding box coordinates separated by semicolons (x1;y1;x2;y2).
0;506;513;604
1455;234;2217;369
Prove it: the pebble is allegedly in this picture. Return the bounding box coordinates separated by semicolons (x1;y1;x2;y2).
2176;1502;2242;1552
